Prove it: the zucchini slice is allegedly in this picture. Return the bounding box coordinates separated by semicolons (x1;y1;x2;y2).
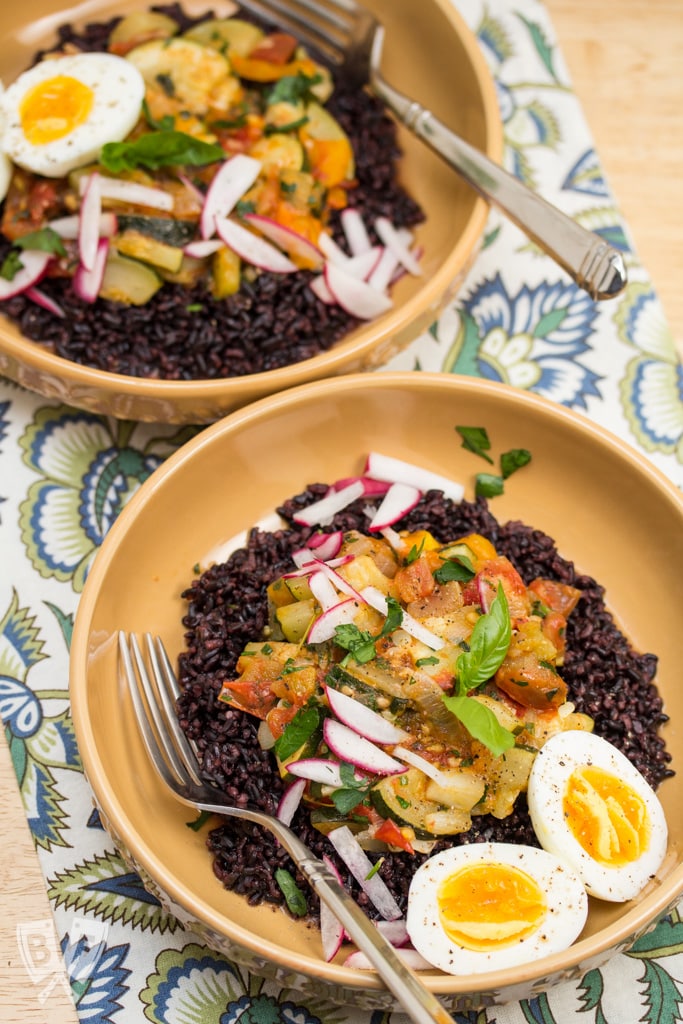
371;768;472;838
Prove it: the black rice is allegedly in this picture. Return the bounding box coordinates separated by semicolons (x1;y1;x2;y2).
176;488;673;920
0;5;424;380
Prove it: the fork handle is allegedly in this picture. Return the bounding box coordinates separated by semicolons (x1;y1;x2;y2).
372;76;627;301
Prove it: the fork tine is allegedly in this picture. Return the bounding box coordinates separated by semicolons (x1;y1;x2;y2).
144;633;205;788
119;632;203;789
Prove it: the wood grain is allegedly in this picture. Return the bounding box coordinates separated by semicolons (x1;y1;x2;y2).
1;3;681;1019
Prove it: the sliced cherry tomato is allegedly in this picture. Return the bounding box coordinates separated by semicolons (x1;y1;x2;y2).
265;703;299;739
374;817;415;854
249;32;298;64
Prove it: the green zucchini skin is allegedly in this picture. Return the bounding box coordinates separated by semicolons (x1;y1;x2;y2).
116;214;198;247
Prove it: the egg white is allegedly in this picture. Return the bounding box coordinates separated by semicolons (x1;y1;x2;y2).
406;842;588;975
0;82;12;200
527;730;668;902
0;53;145;178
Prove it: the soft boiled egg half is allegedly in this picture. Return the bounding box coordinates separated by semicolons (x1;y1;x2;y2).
527;730;668;902
406;843;588;975
0;52;145;178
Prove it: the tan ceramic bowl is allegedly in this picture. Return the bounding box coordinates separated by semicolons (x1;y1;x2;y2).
0;0;500;424
70;373;683;1012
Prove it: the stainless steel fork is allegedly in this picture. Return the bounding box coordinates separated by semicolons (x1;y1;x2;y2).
236;0;626;300
118;631;454;1024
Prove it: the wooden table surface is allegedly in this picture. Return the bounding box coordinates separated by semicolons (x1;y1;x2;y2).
1;2;682;1020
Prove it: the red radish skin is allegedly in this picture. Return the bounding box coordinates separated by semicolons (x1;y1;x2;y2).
25;286;66;318
365;452;464;502
293;479;365;526
73;239;109;303
78;172;102;273
243;213;324;270
276;777;306;826
307;598;360;644
320;855;346;961
324;262;393;320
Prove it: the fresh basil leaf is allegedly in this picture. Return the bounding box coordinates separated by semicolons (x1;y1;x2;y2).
266;71;322;106
100;131;225;172
330;787;365;814
273;705;320;761
456;425;494;464
501;448;532;479
275;868;308;917
0;250;24;281
339;761;364;789
434;556;475;584
441;692;516;756
456;584;511;691
475;473;505;498
15;227;67;257
416;656;439;667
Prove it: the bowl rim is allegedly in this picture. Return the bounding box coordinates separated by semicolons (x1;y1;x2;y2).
0;0;503;416
70;371;683;996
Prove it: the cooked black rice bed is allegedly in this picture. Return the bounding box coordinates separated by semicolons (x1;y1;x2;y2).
177;489;673;919
0;5;423;380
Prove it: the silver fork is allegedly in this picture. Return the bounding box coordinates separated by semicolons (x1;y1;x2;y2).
236;0;626;301
119;631;454;1024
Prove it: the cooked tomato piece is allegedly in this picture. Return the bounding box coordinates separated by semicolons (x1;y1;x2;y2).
249;32;298;64
476;556;531;623
495;653;567;710
265;703;299;739
541;610;569;656
219;675;278;718
393;552;436;604
373;817;415;854
528;578;581;616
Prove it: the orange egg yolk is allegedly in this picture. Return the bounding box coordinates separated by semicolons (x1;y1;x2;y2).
563;765;649;867
437;862;547;951
19;75;94;145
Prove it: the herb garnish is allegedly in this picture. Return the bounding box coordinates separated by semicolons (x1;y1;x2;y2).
334;597;403;665
273;705;320;761
434;555;475;584
186;809;213;831
275;868;307;916
1;227;67;281
456;425;532;498
0;250;24;281
266;71;323;106
475;473;505;498
330;762;373;814
501;448;532;479
100;131;225;172
455;425;494;463
442;584;516;756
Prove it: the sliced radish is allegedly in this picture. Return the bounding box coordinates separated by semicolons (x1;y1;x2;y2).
317;230;351;266
340;207;372;256
184;238;224;258
361;586;445;651
215;216;297;273
325;686;409;745
243;214;323;270
315;561;364;604
78;172;102;272
393;745;461;789
323;718;405;776
176;171;205;206
367;246;400;293
333;475;390;497
277;777;306;825
324;261;393;320
0;249;52;300
73;238;109;303
368;482;421;531
340;247;383;281
326;826;402;920
309;274;334;304
379;526;403;552
365;452;465;503
48;212;118;239
306;531;343;561
200;153;261;239
344;947;432;971
307;598;360;644
82;175;174;212
292;479;365;527
25;286;66;318
286;758;346;787
308;570;340;612
291;546;316;568
376;919;410;947
374;217;423;276
320;855;346;961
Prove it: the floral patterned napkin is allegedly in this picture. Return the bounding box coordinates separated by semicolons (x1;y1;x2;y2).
1;1;681;1023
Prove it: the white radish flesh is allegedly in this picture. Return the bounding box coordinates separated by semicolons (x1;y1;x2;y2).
368;482;421;531
323;718;405;775
365;452;464;503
